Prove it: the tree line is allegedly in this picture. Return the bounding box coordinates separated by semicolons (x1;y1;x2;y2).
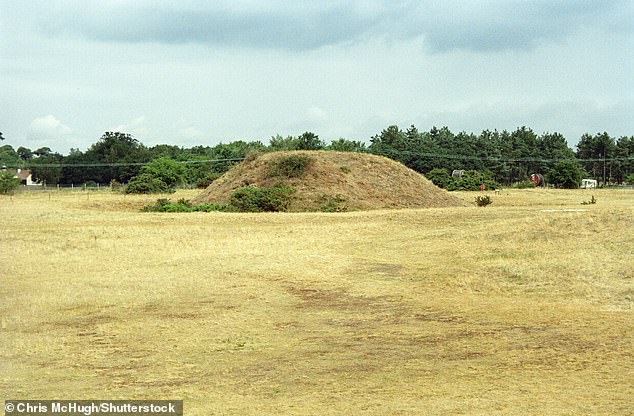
1;126;633;188
368;126;633;186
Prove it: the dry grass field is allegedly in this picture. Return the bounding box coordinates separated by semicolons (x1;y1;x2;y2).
1;188;632;415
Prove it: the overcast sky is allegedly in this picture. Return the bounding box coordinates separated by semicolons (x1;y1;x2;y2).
1;0;632;154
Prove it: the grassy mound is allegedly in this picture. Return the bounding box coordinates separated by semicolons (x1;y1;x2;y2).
194;151;465;211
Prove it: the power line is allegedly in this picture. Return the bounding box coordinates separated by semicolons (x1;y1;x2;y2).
2;157;246;169
3;152;634;169
372;149;634;163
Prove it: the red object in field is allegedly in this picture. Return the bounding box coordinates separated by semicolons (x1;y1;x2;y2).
479;184;486;191
530;173;544;186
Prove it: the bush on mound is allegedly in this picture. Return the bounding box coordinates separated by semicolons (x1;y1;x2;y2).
144;186;296;213
229;186;295;212
193;151;465;212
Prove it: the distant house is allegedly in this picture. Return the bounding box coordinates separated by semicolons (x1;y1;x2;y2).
1;167;41;186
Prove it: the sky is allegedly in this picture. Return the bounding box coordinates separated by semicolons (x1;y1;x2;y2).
1;0;632;154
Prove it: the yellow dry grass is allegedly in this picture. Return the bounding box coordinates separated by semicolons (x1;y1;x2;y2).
1;188;632;415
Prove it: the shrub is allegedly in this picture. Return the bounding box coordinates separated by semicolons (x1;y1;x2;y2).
142;198;172;212
177;198;192;207
230;186;295;212
546;161;583;189
446;170;497;191
0;171;20;194
144;199;187;212
425;169;497;191
142;198;232;212
109;179;123;191
425;168;451;188
142;157;186;188
192;203;234;212
267;155;311;178
126;157;186;194
244;150;265;163
474;195;493;207
581;195;597;205
142;186;295;213
196;172;222;188
319;194;348;212
626;173;634;184
125;173;172;194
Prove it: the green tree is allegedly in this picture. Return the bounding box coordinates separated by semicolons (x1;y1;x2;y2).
576;132;615;183
296;132;324;150
477;129;509;183
140;157;186;188
430;126;459;164
148;144;182;159
269;134;300;151
546;161;583;188
60;148;94;184
0;171;20;194
17;146;33;161
0;145;20;167
613;136;634;184
403;126;437;173
424;168;451;188
181;140;266;185
538;132;574;169
85;132;150;183
30;152;63;184
508;126;540;181
369;125;408;161
326;138;367;152
34;147;52;157
125;157;185;194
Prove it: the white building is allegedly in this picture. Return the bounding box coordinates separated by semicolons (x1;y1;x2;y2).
581;179;597;189
3;167;41;186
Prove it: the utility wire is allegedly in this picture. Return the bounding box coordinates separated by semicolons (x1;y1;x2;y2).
3;158;246;168
3;152;633;169
372;149;634;163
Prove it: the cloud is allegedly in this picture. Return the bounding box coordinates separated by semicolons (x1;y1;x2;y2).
25;115;80;152
30;0;631;52
37;1;381;51
306;106;328;122
176;126;206;141
27;115;72;141
398;0;633;52
110;116;149;138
